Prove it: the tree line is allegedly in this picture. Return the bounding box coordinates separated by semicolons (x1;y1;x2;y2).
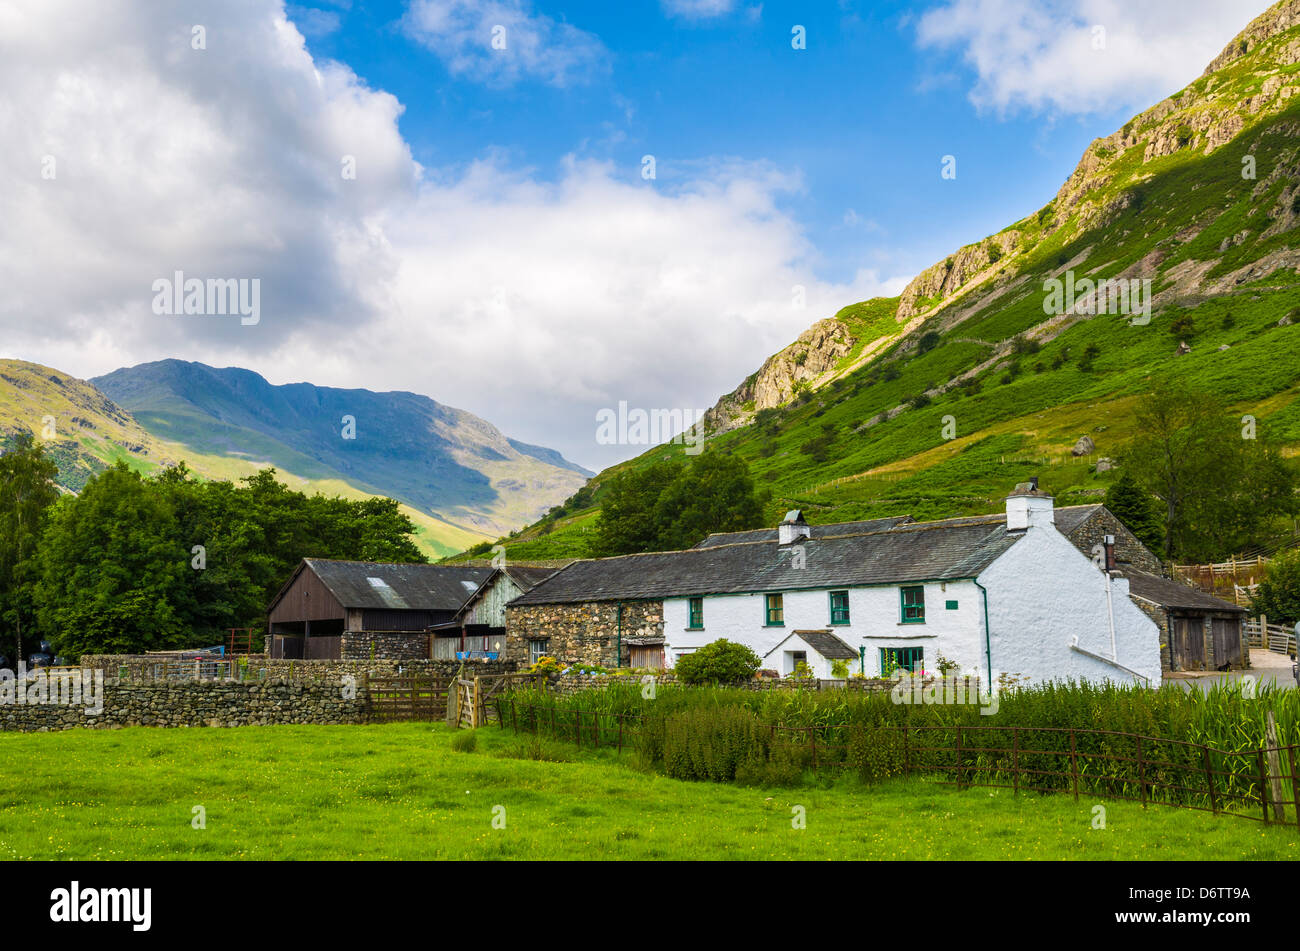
0;434;424;662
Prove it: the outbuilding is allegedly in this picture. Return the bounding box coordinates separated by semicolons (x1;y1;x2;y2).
266;559;492;660
1125;571;1248;671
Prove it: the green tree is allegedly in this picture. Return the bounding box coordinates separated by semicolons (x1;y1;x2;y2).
594;453;766;555
1119;381;1296;561
653;452;766;551
35;464;190;658
1251;550;1300;627
593;459;684;556
0;433;60;661
1103;472;1166;557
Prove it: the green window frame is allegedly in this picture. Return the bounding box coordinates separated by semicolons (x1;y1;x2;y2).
880;646;924;675
900;585;925;624
829;590;850;625
765;593;784;626
687;597;704;630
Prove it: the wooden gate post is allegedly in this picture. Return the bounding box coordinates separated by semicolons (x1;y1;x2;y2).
1265;711;1285;823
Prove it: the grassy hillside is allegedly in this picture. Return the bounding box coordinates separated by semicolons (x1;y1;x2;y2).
0;360;495;558
493;2;1300;560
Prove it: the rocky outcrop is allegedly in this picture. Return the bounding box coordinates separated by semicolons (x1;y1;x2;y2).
1201;0;1300;77
702;318;855;433
897;231;1020;322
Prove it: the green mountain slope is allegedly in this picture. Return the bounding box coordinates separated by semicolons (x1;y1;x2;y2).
0;359;590;558
497;0;1300;560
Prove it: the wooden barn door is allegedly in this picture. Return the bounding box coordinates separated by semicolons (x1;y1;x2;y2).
630;645;665;670
1173;617;1205;670
1211;617;1238;668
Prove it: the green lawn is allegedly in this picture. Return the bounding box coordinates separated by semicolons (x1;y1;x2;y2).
0;723;1296;860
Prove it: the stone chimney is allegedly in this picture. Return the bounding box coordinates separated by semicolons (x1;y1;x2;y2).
778;510;811;545
1005;478;1054;531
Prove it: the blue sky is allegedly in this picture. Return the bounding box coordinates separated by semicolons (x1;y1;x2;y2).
292;0;1145;286
0;0;1272;470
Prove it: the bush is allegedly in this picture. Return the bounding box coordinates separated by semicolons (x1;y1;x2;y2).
1252;550;1300;627
661;705;768;782
450;730;478;753
675;639;762;685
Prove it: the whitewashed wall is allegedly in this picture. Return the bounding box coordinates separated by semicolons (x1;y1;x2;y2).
663;580;987;677
661;515;1161;686
977;522;1161;685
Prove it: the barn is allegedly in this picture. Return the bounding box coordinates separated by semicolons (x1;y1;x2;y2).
1125;571;1248;671
266;559;492;661
430;564;560;660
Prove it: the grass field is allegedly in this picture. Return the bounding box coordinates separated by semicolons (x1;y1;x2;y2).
1;723;1297;860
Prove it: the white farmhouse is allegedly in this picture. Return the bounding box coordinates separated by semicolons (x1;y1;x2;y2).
506;482;1163;686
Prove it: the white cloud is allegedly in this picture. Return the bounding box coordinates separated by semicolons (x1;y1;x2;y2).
0;0;908;471
402;0;608;87
915;0;1273;115
662;0;736;19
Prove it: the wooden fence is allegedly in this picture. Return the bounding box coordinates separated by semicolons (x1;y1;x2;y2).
1173;557;1269;595
497;698;1300;830
1244;617;1297;657
366;673;451;722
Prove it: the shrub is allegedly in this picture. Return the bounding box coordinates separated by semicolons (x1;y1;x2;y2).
450;730;478;753
1252;550;1300;627
675;639;762;685
661;705;768;782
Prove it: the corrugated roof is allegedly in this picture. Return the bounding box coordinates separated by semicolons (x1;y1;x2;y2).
513;518;1022;605
303;559;493;611
1125;571;1246;613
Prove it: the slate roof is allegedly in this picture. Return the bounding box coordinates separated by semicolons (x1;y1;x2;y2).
512;517;1024;606
766;630;857;660
297;559;493;612
1125;571;1246;614
504;565;561;592
691;505;1104;551
693;516;915;548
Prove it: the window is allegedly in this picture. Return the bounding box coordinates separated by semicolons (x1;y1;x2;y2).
687;597;704;629
880;646;924;675
829;590;850;625
765;593;784;626
529;638;550;666
900;585;926;623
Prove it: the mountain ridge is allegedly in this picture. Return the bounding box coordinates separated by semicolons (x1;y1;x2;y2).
496;0;1300;560
0;357;589;557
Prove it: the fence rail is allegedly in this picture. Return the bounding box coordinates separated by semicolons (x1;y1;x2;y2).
496;697;1300;830
1244;617;1296;656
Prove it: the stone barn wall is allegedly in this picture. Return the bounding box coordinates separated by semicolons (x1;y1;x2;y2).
505;601;664;667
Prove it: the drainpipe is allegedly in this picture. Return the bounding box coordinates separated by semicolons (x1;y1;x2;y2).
1103;536;1118;661
859;645;865;676
975;579;993;688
